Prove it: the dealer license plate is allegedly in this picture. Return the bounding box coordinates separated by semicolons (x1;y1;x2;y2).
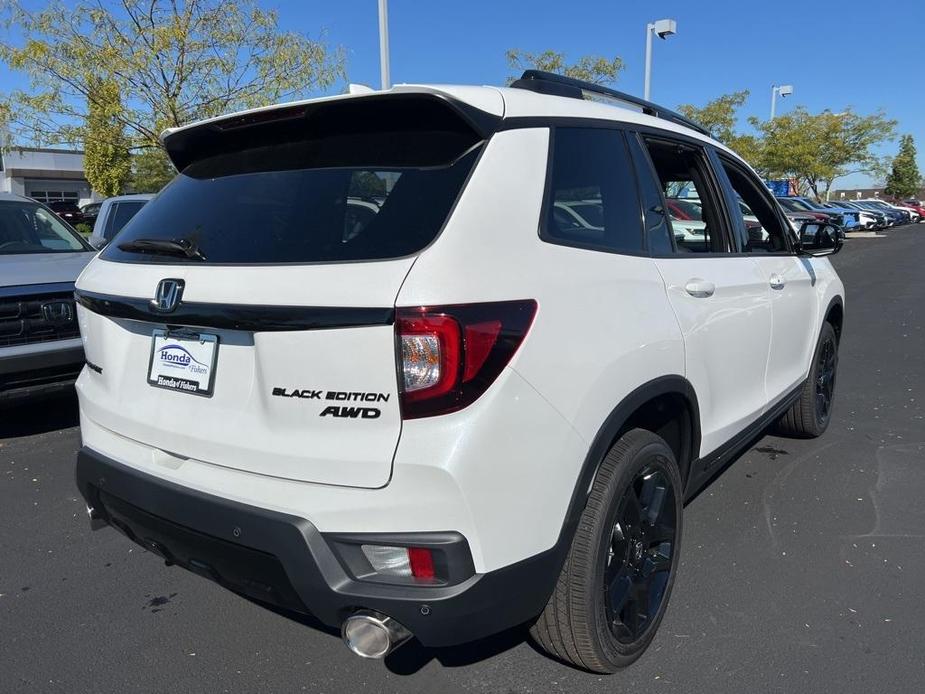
147;329;218;397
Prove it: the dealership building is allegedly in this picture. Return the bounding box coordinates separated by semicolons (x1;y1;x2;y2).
833;187;925;201
0;147;97;205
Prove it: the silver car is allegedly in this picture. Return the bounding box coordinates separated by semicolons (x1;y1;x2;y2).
0;193;95;400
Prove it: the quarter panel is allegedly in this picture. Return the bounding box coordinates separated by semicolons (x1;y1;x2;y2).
397;127;684;443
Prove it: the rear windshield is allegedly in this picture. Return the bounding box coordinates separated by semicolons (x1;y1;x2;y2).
102;99;485;265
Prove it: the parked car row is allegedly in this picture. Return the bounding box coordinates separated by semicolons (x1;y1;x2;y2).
776;195;923;231
846;199;923;227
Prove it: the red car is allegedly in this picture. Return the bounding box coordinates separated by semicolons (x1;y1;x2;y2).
47;200;85;226
897;200;925;219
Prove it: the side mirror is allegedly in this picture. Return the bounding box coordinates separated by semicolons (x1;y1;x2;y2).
798;221;843;256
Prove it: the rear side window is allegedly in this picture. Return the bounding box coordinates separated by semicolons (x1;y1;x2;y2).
542;128;644;255
102;96;484;264
105;201;146;241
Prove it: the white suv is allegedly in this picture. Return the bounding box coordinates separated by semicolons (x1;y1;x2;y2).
73;71;845;673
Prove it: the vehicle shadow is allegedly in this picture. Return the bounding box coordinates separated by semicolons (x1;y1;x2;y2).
385;623;535;675
0;390;80;439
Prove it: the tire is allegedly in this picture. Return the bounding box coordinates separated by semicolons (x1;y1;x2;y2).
530;428;683;673
776;322;839;438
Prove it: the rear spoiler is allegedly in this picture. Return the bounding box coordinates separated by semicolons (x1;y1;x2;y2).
161;92;501;172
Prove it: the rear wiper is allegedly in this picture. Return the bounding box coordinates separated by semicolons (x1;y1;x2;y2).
117;238;206;260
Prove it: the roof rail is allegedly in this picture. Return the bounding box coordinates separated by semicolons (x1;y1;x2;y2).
509;70;711;137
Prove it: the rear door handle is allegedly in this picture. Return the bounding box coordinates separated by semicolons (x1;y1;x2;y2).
684;279;715;298
769;273;785;290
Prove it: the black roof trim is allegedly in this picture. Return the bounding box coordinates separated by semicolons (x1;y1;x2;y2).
510;70;711;137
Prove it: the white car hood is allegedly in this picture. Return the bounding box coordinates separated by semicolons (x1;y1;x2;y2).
0;251;96;288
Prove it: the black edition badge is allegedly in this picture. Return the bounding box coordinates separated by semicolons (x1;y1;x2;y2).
272;387;389;419
319;406;381;419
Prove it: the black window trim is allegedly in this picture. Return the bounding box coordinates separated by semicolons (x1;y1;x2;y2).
708;148;797;256
537;125;649;258
624;131;678;255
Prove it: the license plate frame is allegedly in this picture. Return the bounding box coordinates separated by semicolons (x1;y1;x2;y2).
147;328;219;397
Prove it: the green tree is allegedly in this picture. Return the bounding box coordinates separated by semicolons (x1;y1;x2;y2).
0;0;345;158
506;49;623;85
678;90;750;143
83;77;131;197
677;90;763;168
884;134;922;199
749;107;896;200
128;147;175;193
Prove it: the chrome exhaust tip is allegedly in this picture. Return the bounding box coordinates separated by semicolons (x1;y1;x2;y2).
342;610;412;659
86;504;106;531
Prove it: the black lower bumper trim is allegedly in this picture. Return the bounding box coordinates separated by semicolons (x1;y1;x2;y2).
0;345;84;400
75;447;561;646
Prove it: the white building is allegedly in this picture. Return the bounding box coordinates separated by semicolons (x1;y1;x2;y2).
0;147;98;206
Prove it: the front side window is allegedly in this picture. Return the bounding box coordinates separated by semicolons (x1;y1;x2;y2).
0;200;89;254
542;127;644;255
718;159;792;253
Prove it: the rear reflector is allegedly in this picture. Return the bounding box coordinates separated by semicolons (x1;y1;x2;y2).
396;300;537;419
360;544;437;580
407;547;436;579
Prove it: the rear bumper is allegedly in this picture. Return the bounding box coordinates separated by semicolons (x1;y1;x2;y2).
0;340;84;400
75;447;561;647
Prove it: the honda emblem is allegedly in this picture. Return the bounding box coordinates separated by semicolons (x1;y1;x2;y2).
151;279;184;313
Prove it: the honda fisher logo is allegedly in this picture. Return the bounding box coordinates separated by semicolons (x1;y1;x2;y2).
42;301;73;322
151;279;184;313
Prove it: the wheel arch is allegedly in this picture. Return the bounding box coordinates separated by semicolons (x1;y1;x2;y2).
552;376;700;554
823;295;844;344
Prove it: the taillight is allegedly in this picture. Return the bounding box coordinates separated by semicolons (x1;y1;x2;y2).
396;300;537;419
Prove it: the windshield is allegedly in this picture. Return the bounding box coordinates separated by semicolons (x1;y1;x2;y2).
778;198;813;212
795;198;826;210
0;200;90;254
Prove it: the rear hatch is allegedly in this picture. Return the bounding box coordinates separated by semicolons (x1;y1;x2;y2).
75;92;494;488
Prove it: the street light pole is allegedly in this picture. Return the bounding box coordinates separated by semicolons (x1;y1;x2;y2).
643;19;677;101
378;0;391;90
770;84;793;119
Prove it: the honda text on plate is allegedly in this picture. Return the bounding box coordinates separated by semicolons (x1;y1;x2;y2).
73;71;845;672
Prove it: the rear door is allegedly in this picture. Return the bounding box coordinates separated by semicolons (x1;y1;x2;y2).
629;132;772;456
75;94;490;488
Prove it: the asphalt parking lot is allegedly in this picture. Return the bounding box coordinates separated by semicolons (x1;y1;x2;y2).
2;225;924;694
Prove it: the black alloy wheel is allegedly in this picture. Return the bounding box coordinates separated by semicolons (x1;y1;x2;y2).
603;466;678;644
815;333;837;424
531;428;683;673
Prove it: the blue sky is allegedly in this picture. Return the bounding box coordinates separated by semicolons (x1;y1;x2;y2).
3;1;923;189
289;0;925;189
